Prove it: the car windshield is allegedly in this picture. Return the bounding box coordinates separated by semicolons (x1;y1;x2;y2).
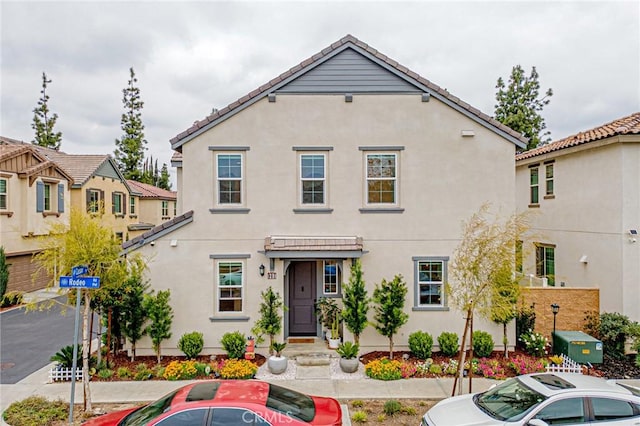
474;377;546;421
266;383;316;423
119;390;179;426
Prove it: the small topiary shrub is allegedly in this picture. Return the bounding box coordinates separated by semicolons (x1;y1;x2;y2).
383;399;402;416
178;331;204;359
472;331;494;358
408;331;433;359
220;331;246;359
3;396;67;426
437;331;459;357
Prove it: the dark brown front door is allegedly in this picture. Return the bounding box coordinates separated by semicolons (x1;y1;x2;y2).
288;261;317;336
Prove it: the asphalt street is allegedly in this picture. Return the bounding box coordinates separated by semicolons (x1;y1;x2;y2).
0;296;98;384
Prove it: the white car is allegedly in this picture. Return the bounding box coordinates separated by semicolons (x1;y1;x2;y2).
422;372;640;425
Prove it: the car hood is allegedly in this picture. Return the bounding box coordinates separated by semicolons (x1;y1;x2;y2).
425;393;498;426
310;395;342;425
81;407;138;425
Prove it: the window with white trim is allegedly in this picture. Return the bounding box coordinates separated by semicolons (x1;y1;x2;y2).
216;153;243;205
300;154;325;205
536;244;555;286
413;257;448;308
43;183;52;211
129;196;136;215
366;153;396;204
323;260;339;295
112;192;124;215
217;261;243;312
161;200;169;218
87;189;102;213
530;167;539;204
545;163;554;196
0;178;7;210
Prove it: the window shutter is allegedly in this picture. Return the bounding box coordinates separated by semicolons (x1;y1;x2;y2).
112;192;116;214
100;190;105;213
58;184;65;213
36;181;44;212
123;193;127;215
86;189;91;211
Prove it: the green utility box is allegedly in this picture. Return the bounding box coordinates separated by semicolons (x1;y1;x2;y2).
552;331;603;364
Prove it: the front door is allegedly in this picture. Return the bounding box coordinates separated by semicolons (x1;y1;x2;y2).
288;261;317;336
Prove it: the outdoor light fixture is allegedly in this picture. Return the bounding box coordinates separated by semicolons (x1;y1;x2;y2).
259;264;265;276
551;303;560;354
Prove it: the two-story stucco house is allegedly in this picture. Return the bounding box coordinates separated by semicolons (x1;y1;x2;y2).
0;137;73;292
122;35;528;355
126;179;177;237
516;113;640;321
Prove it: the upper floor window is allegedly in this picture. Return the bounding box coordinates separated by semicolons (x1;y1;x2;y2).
0;178;8;210
413;258;447;308
536;244;555;286
173;201;177;216
162;200;169;218
366;153;396;205
43;183;52;211
36;181;64;214
216;153;243;205
112;192;124;215
545;163;554;196
129;196;136;215
323;260;339;295
87;189;103;213
530;167;539;205
300;154;325;205
217;261;243;313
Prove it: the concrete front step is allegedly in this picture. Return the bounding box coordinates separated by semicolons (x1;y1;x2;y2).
296;353;332;366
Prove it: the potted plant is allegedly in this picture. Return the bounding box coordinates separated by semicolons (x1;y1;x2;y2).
336;341;360;373
328;316;341;349
315;297;339;339
267;342;288;374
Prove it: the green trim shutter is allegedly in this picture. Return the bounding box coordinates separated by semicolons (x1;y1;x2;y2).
36;181;44;212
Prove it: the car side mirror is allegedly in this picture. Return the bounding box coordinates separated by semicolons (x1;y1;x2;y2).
527;420;549;426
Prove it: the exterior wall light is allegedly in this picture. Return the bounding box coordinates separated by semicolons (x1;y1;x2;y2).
259;264;265;276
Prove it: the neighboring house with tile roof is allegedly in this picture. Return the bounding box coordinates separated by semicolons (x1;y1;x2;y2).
0;137;73;292
123;35;526;356
126;179;177;235
516;112;640;321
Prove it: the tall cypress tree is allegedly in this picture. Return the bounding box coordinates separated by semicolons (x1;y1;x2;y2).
114;67;147;180
158;163;171;190
494;65;553;151
341;259;369;345
32;72;62;150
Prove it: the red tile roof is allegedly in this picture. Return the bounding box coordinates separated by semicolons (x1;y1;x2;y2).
170;34;528;149
127;179;176;200
516;112;640;161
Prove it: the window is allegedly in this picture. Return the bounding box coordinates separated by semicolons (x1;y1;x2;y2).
530;167;539;204
129;196;136;215
112;192;124;215
162;200;169;218
0;178;7;210
155;408;208;425
536;244;555;286
173;201;177;217
217;261;243;312
217;153;242;204
366;153;396;204
211;408;270;425
413;257;448;308
591;397;638;421
300;154;325;205
323;260;339;295
87;189;102;213
115;232;123;243
43;183;51;211
533;398;585;424
545;163;554;196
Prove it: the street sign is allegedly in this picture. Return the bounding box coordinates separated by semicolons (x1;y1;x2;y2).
71;265;88;277
59;276;101;289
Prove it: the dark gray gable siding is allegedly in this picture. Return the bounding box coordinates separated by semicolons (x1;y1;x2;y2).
95;160;122;180
277;48;420;94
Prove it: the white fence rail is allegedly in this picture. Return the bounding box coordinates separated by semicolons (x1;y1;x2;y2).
49;367;83;382
545;354;582;374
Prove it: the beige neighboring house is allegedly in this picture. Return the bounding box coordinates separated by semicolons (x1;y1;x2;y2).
0;137;73;292
126;179;177;237
516;113;640;321
122;35;528;356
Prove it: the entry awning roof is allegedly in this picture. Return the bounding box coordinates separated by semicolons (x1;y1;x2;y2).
263;236;366;259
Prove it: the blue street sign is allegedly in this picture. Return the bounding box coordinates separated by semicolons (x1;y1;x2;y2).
59;276;101;289
71;265;88;277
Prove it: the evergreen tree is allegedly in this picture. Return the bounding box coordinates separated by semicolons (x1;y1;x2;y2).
251;286;285;354
121;274;149;361
0;246;8;299
31;72;62;150
494;65;553;151
341;259;369;345
158;163;171;190
114;67;147;180
372;274;408;359
143;289;173;364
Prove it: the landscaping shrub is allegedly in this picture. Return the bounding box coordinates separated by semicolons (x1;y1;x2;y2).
134;363;154;381
519;330;547;357
408;330;433;359
97;368;114;379
218;359;257;379
351;410;368;423
220;331;246;359
437;331;459;356
383;400;402;416
428;363;442;374
442;359;459;375
515;305;536;349
599;312;640;359
117;367;132;379
163;360;198;380
351;400;364;408
50;344;82;368
472;331;494;358
0;290;23;308
509;355;546;375
475;358;506;379
3;396;67;426
365;358;403;380
178;331;204;359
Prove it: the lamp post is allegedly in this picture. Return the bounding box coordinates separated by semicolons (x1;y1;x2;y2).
550;303;560;354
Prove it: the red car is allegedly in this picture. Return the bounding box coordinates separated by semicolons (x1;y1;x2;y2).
82;379;342;425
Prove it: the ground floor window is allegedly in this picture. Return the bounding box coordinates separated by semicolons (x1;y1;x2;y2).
413;257;448;309
217;261;243;312
536;244;555;286
323;260;339;295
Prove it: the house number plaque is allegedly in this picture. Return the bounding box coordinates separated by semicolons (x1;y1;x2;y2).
267;272;277;279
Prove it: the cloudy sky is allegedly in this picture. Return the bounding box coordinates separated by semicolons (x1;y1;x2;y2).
1;1;638;184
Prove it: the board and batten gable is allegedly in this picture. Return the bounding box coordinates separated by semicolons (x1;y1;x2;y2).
131;36;525;355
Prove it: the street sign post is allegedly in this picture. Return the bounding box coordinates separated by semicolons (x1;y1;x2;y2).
60;267;100;424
